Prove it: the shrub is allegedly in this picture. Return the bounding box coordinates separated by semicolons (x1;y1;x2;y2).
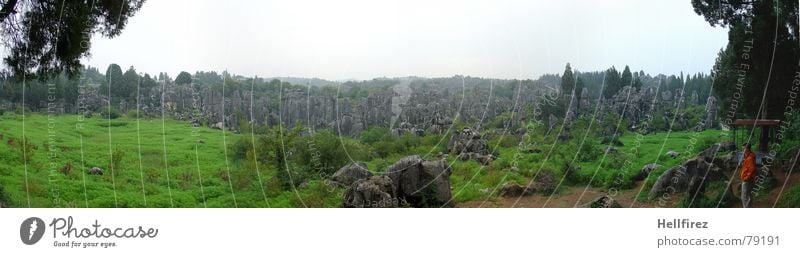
230;137;252;161
776;185;800;208
0;183;9;207
126;109;139;119
14;136;35;163
100;107;120;119
677;181;733;208
109;147;125;173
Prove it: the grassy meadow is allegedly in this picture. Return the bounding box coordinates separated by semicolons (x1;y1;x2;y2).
0;110;745;208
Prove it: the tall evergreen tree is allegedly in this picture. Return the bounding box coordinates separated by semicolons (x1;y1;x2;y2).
620;65;633;88
693;0;799;121
102;63;122;97
603;66;621;99
560;63;575;94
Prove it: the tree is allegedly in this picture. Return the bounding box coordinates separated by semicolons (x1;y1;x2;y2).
1;0;145;79
632;76;643;91
121;66;139;100
693;0;798;153
175;71;192;85
560;63;576;113
101;63;122;97
620;65;633;88
141;73;157;89
560;63;575;94
602;66;621;99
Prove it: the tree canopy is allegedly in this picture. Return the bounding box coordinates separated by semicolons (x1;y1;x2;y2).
0;0;145;79
693;0;799;120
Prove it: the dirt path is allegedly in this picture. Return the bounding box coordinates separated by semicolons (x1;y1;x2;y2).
457;169;800;208
458;181;663;208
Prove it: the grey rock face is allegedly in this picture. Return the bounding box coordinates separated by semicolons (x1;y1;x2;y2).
343;175;398;208
331;162;371;186
649;157;723;199
633;163;661;181
447;128;490;156
704;96;718;129
385;155;453;207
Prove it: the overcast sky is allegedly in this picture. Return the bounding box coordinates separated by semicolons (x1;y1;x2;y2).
85;0;728;81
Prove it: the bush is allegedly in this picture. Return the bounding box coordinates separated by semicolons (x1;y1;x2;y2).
677;181;734;208
109;147;125;172
230;137;252;161
100;107;120;119
776;185;800;208
126;109;140;119
0;183;9;207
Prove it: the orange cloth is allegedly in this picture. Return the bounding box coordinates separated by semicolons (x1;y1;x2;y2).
740;150;757;182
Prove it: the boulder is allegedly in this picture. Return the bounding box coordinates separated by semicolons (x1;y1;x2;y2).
210;122;224;130
343;176;399;208
530;172;557;194
633;163;661;181
649;157;723;199
666;150;679;158
498;182;535;197
331;162;371;186
447;128;490;155
698;142;735;160
604;147;621;155
385;155;453;207
582;195;622;208
458;152;495;165
649;165;686;198
89;167;104;175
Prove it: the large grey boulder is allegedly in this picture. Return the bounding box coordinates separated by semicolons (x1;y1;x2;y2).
331;162;371;186
447;128;490;156
649;157;722;199
633;163;661;181
343;176;398;208
649;166;687;199
385;155;453;207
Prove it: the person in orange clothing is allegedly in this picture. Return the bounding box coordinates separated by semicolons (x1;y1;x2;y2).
740;143;757;208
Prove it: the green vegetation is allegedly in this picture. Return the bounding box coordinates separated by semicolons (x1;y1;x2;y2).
0;100;778;208
776;185;800;208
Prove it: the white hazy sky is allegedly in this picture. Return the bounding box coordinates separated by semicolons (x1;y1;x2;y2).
86;0;728;80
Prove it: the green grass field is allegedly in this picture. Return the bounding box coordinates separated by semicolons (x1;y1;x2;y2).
0;112;345;208
0;111;731;208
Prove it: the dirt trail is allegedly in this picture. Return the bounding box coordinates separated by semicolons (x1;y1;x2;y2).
457;169;800;208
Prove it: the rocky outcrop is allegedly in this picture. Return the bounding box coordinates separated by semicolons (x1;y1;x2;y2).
331;162;371;186
633;163;661;181
385;155;453;207
447;128;489;155
498;182;535;197
343;175;399;208
649;142;740;200
582;195;622;208
341;155;453;207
